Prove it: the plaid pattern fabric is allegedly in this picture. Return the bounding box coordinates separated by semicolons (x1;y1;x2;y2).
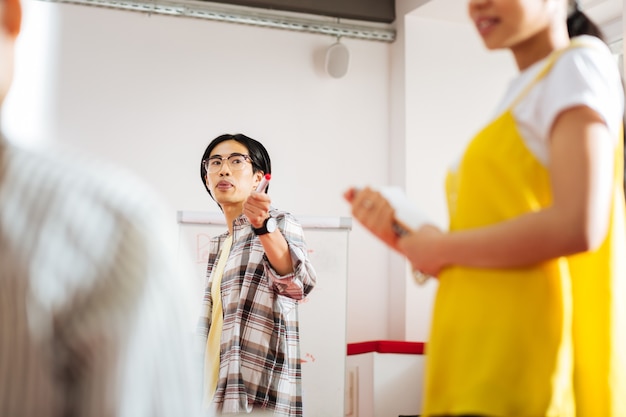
198;211;316;416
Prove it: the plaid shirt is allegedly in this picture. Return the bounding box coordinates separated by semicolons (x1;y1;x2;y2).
198;210;316;416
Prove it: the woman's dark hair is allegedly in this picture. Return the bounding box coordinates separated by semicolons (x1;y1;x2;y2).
566;4;604;41
567;0;626;196
200;133;272;202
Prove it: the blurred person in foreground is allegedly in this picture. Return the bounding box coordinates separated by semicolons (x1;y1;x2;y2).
0;0;203;415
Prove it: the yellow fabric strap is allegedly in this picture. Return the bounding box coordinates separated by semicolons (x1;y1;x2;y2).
203;234;233;407
510;39;591;109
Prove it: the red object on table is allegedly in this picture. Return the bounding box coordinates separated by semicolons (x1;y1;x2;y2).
347;340;425;356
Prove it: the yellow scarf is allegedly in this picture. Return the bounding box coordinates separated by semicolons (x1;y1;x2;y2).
203;234;233;407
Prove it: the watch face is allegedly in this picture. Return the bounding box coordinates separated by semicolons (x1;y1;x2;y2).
266;217;277;233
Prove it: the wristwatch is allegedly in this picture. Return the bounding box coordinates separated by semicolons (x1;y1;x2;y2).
252;216;277;236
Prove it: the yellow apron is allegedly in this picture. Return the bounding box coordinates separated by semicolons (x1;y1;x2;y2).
423;43;626;417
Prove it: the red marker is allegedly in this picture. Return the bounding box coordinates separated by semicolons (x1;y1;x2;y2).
255;173;271;193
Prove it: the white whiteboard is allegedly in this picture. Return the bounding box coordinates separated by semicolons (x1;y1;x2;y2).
177;211;351;417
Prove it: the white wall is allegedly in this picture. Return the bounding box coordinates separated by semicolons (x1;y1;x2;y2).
3;0;393;344
4;0;622;350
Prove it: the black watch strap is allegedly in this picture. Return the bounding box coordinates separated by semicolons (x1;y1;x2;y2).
252;216;277;236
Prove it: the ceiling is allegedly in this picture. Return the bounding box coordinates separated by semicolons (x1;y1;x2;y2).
203;0;622;26
204;0;396;23
49;0;622;44
205;0;622;40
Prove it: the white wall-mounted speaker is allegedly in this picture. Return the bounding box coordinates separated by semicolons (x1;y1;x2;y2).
325;41;350;78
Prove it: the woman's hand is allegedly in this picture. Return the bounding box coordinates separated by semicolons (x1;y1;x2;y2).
343;187;399;250
398;225;446;277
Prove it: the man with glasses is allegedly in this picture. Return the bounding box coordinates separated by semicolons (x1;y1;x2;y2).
198;133;316;416
0;1;202;416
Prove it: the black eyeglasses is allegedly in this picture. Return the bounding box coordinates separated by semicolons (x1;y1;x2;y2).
203;153;252;173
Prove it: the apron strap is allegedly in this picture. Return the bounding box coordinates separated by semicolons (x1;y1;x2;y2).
509;38;594;109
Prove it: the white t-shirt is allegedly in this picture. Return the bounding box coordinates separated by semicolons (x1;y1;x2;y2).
493;35;624;166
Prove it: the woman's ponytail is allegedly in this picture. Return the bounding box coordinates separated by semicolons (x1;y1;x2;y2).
567;0;605;41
